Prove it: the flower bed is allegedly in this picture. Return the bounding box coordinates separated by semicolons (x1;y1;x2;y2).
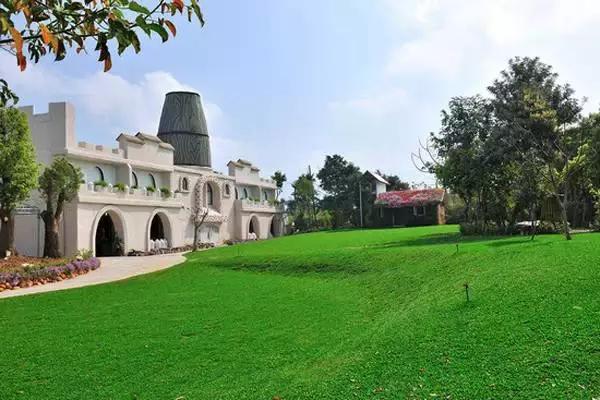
0;257;101;292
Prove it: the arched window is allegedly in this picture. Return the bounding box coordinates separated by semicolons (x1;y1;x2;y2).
206;183;214;206
235;188;239;200
95;166;105;182
243;188;249;199
132;171;139;188
263;190;268;201
181;177;189;191
149;174;157;189
225;184;230;196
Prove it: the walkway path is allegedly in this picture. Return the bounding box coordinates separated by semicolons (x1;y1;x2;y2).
0;253;187;299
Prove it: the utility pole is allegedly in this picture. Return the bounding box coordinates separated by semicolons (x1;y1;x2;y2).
359;180;363;228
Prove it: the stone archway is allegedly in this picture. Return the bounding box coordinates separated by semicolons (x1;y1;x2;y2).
269;215;283;238
146;210;173;251
248;215;260;239
92;207;127;257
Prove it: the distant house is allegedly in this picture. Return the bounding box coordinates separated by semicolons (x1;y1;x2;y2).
374;188;446;227
363;170;390;195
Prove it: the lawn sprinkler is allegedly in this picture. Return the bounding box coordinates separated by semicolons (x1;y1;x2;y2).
463;282;470;302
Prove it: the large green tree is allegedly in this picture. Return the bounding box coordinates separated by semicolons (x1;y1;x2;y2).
0;0;205;106
317;155;362;228
288;173;318;232
489;57;582;240
0;107;39;255
38;157;83;257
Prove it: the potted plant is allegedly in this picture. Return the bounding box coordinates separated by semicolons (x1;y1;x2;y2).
113;182;126;193
146;186;156;196
160;187;172;198
94;180;108;192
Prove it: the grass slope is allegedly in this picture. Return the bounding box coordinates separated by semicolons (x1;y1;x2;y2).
1;226;599;399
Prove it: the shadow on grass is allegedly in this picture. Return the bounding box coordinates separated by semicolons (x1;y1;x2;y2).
191;255;370;277
367;232;511;249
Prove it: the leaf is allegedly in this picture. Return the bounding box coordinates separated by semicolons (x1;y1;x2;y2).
103;52;112;72
148;23;169;42
164;20;176;37
129;1;151;15
9;27;23;55
54;39;66;61
39;23;53;45
173;0;184;12
128;30;141;53
190;0;205;26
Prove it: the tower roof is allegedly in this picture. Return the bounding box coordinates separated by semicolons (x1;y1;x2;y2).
157;91;212;167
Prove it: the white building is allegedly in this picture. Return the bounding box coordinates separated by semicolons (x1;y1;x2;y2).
15;92;284;257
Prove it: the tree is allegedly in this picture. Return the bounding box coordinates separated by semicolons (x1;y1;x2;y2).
288;173;318;231
489;57;582;240
271;170;287;200
317;155;362;227
376;171;410;191
0;107;39;255
429;95;501;225
0;0;205;106
191;179;209;251
38;157;83;257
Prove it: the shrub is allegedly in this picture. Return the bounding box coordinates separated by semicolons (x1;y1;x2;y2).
113;182;126;192
146;186;156;193
160;187;171;198
460;221;558;236
94;180;108;188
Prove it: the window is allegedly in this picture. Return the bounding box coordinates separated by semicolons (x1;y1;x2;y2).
149;174;157;189
181;177;189;191
95;166;105;182
132;171;139;188
243;188;249;199
235;188;239;200
225;184;231;196
413;205;425;217
379;207;384;218
206;184;214;206
263;190;268;201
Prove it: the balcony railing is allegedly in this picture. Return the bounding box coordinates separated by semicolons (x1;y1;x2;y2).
79;183;181;201
238;199;284;212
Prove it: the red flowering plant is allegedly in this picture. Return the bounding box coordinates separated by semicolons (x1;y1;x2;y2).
375;189;445;208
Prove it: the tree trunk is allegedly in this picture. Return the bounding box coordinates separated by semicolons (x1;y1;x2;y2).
529;206;537;241
43;215;62;258
558;194;572;241
0;209;15;255
193;224;199;251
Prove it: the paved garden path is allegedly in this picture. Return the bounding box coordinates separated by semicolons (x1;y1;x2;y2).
0;253;187;299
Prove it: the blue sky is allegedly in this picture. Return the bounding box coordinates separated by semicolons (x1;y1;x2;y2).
4;0;600;197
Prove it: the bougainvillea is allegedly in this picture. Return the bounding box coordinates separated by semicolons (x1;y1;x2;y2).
375;189;445;208
0;257;101;291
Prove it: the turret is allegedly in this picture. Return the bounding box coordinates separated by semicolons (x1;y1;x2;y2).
157;91;212;167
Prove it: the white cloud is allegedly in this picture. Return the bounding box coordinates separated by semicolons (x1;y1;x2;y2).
0;55;224;136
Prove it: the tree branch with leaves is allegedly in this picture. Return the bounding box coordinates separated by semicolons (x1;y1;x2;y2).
0;0;205;106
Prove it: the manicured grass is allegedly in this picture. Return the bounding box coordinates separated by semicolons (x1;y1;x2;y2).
1;225;599;399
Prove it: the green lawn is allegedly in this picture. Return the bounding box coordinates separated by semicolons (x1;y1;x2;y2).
1;225;599;399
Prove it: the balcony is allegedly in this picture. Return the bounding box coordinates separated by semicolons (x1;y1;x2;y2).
238;199;284;213
77;183;183;208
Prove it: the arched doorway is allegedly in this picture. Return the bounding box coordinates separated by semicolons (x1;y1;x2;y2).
269;216;282;238
95;213;122;256
150;214;165;240
146;211;172;251
248;215;260;239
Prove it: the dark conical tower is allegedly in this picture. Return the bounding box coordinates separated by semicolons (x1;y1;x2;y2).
157;91;212;167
